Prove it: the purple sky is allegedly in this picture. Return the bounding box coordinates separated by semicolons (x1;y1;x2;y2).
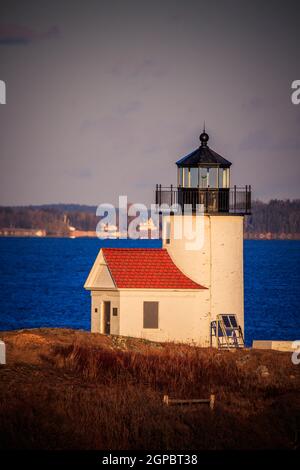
0;0;299;206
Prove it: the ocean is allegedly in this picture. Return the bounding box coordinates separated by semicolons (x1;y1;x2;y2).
0;238;299;346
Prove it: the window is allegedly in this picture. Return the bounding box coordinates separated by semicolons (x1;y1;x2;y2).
183;168;189;187
219;168;224;188
178;168;184;186
199;168;208;188
208;167;218;188
143;302;159;329
219;168;230;188
223;168;230;188
113;307;118;316
94;308;98;313
190;167;198;187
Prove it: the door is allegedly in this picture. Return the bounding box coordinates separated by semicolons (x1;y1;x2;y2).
103;301;111;334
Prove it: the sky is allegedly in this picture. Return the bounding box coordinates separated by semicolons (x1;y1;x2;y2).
0;0;299;206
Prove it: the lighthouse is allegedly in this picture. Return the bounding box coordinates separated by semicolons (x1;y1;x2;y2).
85;128;251;348
156;128;251;347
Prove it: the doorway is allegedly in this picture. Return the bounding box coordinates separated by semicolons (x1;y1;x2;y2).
103;301;111;334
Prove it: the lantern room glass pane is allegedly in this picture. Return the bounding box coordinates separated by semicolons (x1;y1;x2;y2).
183;168;189;187
208;168;218;188
219;168;226;188
190;168;198;187
223;168;230;188
199;168;208;188
219;168;223;188
179;168;184;186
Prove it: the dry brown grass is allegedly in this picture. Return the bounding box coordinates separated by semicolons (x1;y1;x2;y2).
0;328;299;450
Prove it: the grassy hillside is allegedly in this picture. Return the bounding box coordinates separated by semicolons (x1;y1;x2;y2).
0;328;299;450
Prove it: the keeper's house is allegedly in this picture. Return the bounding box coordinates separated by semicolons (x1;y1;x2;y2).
84;248;209;344
84;129;251;347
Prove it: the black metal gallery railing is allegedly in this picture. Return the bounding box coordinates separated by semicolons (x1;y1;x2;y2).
155;185;251;214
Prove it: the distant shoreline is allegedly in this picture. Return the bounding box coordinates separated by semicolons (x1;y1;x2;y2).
244;233;300;240
0;232;300;240
1;200;299;240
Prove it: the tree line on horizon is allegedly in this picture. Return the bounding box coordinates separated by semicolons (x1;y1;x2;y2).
0;199;299;236
244;199;300;236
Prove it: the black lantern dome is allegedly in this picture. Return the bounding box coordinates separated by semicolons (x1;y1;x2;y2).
176;130;232;170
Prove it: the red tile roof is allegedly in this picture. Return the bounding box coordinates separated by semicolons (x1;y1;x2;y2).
102;248;206;290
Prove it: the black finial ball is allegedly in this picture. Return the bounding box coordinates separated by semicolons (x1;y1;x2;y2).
199;132;209;146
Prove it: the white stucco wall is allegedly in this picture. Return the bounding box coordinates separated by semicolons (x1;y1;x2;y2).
118;289;210;346
210;216;244;332
163;214;244;342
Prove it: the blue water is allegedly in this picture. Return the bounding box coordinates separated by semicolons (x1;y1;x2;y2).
0;238;299;346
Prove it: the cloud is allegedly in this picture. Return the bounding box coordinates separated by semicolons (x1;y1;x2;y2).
109;58;165;80
79;103;143;134
239;129;300;152
64;168;92;180
241;96;266;112
117;100;142;116
0;24;60;45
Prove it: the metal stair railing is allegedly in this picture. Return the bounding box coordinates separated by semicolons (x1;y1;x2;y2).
211;315;245;349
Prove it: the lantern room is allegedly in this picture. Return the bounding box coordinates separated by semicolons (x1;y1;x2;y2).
155;128;251;214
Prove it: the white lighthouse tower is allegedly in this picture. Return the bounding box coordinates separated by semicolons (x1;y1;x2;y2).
156;128;251;347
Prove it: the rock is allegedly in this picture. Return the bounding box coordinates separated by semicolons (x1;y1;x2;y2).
0;340;5;365
256;365;270;377
236;354;251;365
